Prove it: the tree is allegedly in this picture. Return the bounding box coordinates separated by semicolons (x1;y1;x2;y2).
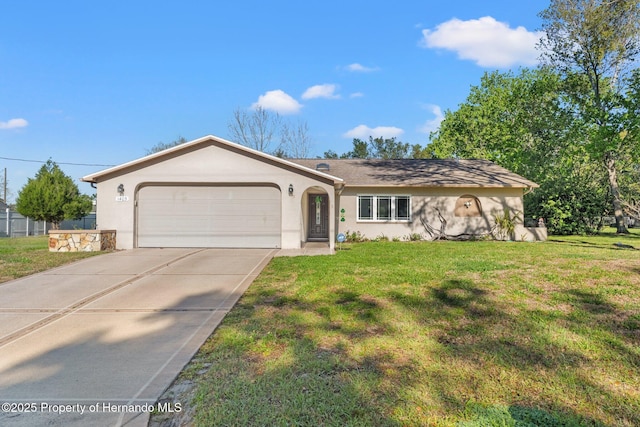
146;136;188;155
336;137;414;159
429;68;577;176
228;106;313;157
341;138;371;158
280;120;313;158
428;68;610;234
323;150;339;159
368;136;411;159
15;160;93;229
410;144;433;159
228;106;283;153
0;167;11;204
539;0;640;233
618;69;640;220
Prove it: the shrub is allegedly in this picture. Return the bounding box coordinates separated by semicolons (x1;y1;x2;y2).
492;209;521;241
344;230;367;243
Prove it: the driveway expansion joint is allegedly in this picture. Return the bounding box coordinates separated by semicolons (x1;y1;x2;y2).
0;248;276;427
0;249;207;349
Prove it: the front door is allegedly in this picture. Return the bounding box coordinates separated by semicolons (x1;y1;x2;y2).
308;194;329;241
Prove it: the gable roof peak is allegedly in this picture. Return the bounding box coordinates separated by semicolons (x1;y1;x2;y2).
82;134;343;184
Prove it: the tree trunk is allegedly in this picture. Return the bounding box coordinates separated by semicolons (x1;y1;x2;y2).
605;154;628;234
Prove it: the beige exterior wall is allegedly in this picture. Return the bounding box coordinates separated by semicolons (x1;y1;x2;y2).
94;144;336;250
515;224;548;242
90;137;542;249
335;186;530;241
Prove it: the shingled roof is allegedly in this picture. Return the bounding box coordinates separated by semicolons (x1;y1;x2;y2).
290;158;538;188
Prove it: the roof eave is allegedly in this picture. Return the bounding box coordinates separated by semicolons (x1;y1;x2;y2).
82;135;344;185
341;183;539;189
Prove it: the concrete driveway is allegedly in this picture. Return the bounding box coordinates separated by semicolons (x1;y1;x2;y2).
0;248;276;426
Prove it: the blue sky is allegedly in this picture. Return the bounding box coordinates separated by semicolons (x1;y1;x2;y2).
0;0;548;199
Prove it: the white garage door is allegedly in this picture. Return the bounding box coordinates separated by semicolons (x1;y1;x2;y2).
137;185;281;248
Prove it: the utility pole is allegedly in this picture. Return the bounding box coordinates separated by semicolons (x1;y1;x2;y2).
3;167;6;203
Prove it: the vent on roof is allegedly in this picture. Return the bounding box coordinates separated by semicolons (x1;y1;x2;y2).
316;163;330;172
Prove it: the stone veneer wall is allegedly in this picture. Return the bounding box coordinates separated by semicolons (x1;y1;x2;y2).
48;230;116;252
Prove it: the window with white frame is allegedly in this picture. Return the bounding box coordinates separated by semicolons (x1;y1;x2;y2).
357;195;411;221
358;196;373;220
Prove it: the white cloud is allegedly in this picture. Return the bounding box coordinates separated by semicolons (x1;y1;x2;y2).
251;90;302;114
302;84;340;100
346;63;379;73
343;125;404;139
0;118;28;130
420;16;543;68
349;92;364;98
419;104;444;134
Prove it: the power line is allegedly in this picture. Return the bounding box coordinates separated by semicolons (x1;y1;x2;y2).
0;156;115;167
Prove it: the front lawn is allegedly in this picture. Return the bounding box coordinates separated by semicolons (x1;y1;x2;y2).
172;231;640;426
0;236;103;283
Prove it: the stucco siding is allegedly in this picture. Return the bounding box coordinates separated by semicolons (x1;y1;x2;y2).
336;187;525;241
87;136;541;249
95;144;335;250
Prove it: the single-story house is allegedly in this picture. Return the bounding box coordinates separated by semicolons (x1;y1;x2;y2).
82;134;543;251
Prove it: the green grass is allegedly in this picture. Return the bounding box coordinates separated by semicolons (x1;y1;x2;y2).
0;236;103;283
178;230;640;426
3;233;638;425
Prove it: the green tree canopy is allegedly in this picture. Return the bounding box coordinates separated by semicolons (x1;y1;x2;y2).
16;160;93;229
146;136;188;155
428;68;611;234
341;138;372;158
428;68;576;178
331;137;421;159
539;0;640;233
